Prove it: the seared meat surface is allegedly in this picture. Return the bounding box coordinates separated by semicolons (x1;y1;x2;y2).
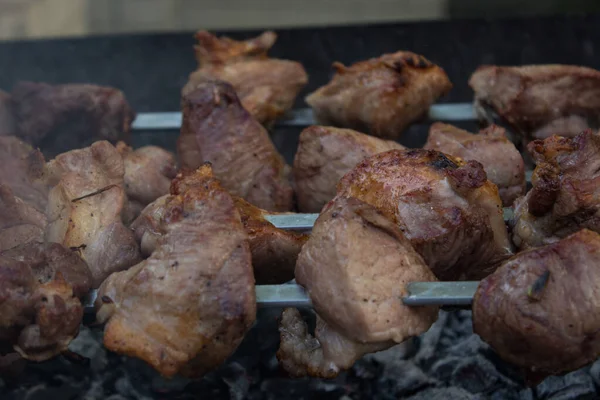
0;90;16;136
337;149;512;280
96;165;256;378
293;125;405;213
469;65;600;140
10;82;135;155
183;31;308;126
0;253;83;361
424;123;525;205
0;136;47;212
0;185;46;252
233;196;308;284
44;141;141;287
511;130;600;249
473;229;600;380
306;52;452;139
178;79;293;211
277;197;438;377
116;142;177;224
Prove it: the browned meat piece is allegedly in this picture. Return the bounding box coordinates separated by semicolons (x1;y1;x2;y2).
116;142;177;224
469;65;600;140
277;197;438;377
233;196;308;284
0;255;83;361
10;82;135;155
183;31;308;126
44;141;141;287
337;149;512;280
1;242;93;298
96;165;256;378
293;125;405;213
305;52;452;139
0;90;16;136
178;79;293;211
0;136;47;212
424;123;525;206
0;185;47;252
511;130;600;249
130;194;169;258
473;229;600;380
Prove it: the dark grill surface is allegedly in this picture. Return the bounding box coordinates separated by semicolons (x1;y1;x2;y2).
2;14;600;399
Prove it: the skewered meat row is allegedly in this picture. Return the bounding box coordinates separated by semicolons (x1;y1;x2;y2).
0;185;47;252
96;164;256;378
178;78;294;212
183;31;308;127
424;123;525;206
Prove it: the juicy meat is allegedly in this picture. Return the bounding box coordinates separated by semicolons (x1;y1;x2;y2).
130;194;169;258
183;31;308;126
1;242;93;298
277;197;438;377
0;255;83;361
511;130;600;249
178;79;293;211
0;90;16;136
469;65;600;140
305;52;452;139
293;125;405;213
234;196;308;284
44;141;141;287
96;165;256;378
10;82;135;155
0;185;47;252
0;136;47;212
116;142;177;224
337;149;512;280
473;229;600;380
424;123;525;206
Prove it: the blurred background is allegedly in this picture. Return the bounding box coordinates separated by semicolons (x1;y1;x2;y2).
1;0;600;41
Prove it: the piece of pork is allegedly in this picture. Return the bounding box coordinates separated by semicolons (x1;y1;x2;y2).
10;82;135;156
305;52;452;139
293;125;405;213
424;123;525;206
96;165;256;378
337;149;512;280
183;31;308;126
469;65;600;141
510;130;600;249
44;141;141;287
0;90;16;136
277;197;438;377
178;78;293;211
473;229;600;381
0;185;47;252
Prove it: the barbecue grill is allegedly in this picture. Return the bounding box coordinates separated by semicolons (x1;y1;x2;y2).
2;13;600;400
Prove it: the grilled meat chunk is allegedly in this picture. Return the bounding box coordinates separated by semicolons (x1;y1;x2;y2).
293;125;405;213
96;165;256;378
234;196;308;284
511;130;600;249
473;229;600;380
0;254;83;361
0;186;47;252
469;65;600;140
183;31;308;126
0;136;47;212
44;141;141;287
305;52;452;139
116;142;177;224
424;123;525;205
337;149;512;280
277;197;438;377
0;90;16;136
10;82;135;155
178;79;293;211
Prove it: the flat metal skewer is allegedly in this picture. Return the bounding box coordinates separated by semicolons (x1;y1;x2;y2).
82;281;477;314
131;103;477;130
